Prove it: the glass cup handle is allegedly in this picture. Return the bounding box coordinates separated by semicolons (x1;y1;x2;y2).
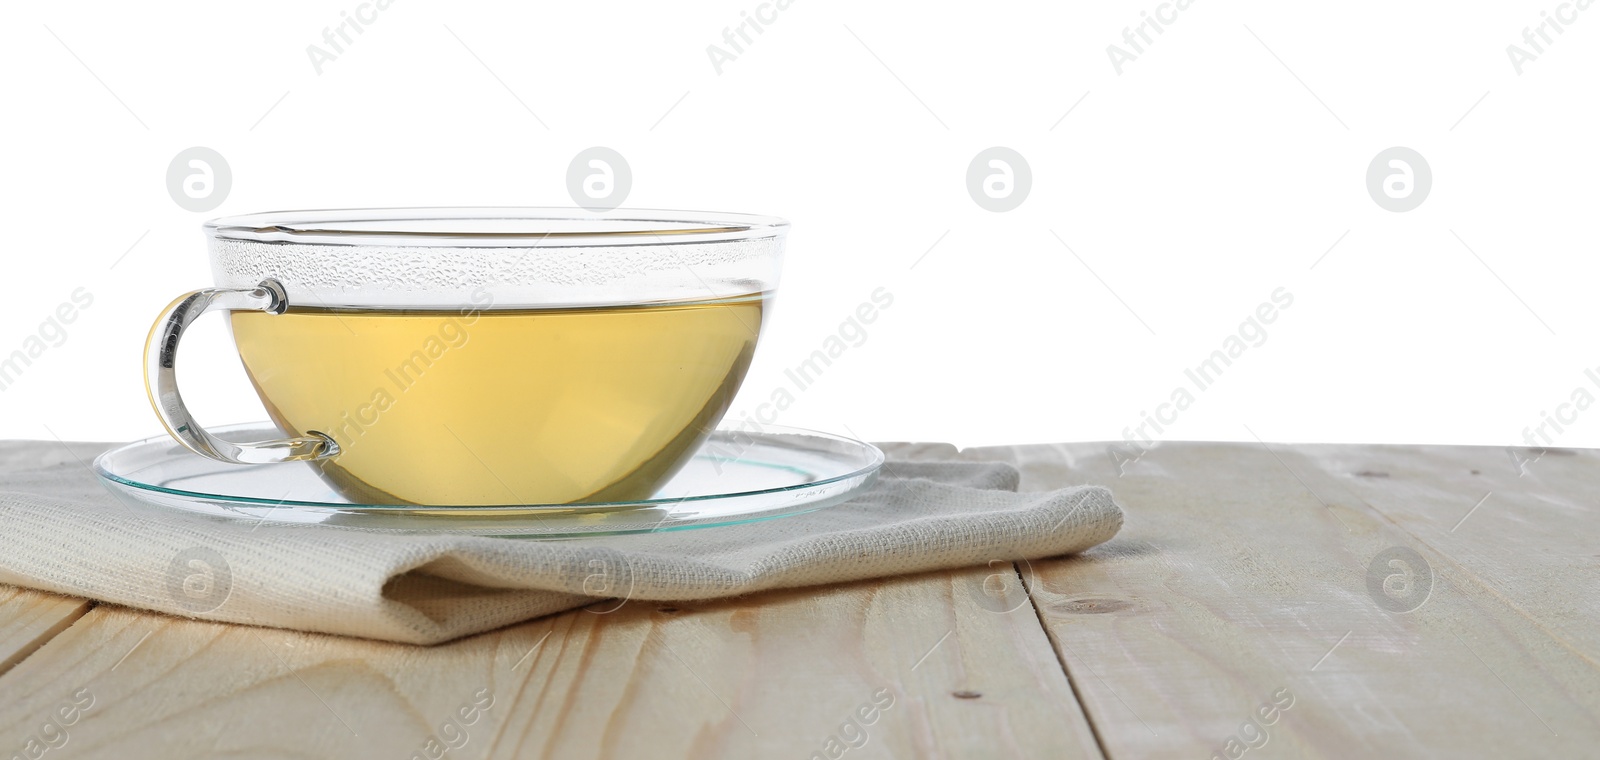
143;278;340;464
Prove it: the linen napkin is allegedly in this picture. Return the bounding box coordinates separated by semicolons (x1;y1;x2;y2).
0;439;1122;645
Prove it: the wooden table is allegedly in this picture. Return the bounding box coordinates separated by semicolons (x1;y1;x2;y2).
1;441;1595;758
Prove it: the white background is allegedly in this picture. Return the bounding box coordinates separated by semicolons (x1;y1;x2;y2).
1;0;1597;452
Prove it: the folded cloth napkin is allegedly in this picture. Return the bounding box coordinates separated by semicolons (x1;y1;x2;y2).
0;440;1122;645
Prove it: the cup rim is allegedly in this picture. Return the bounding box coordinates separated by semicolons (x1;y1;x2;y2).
204;207;790;248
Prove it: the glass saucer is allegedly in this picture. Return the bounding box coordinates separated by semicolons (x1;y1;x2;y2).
93;422;883;538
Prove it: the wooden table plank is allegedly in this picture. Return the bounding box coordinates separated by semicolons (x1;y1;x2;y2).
991;442;1600;758
11;440;1592;757
0;586;90;678
1300;443;1599;658
0;567;1102;759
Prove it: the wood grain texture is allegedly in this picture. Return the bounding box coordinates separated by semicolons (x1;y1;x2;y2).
987;441;1600;758
6;441;1596;758
0;586;90;678
0;567;1102;759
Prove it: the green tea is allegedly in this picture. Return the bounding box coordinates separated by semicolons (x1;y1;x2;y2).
229;295;764;505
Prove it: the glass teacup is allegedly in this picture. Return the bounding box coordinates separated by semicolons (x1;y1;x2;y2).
146;208;786;506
